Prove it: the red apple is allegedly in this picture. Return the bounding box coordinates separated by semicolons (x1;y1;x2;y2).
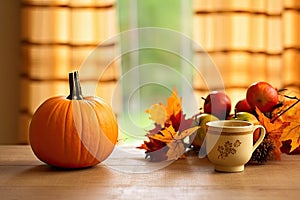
235;99;254;114
203;91;231;119
246;81;278;113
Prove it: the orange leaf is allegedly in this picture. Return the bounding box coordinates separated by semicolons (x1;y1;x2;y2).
271;97;300;153
273;100;300;122
165;87;182;118
280;121;300;152
149;126;176;143
148;125;200;161
256;107;289;135
256;107;290;159
139;87;198;161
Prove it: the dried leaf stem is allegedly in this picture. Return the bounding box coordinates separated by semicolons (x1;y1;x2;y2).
271;95;300;123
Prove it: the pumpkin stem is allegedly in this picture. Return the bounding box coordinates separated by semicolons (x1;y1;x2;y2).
67;71;84;100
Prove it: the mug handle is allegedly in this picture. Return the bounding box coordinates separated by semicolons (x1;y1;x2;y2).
252;125;266;153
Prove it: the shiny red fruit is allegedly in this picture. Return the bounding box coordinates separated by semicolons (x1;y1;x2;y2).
203;91;231;119
246;81;278;113
235;99;254;114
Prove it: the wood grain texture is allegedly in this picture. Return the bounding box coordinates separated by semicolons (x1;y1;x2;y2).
1;145;300;200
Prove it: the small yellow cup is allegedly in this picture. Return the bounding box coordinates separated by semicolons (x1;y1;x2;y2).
206;120;266;172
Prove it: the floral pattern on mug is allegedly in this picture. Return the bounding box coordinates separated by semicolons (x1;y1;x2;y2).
217;140;241;159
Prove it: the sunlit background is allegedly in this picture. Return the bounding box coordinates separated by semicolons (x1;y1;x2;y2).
0;0;299;144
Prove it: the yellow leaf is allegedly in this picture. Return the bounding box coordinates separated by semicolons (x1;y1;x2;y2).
149;125;176;143
277;100;300;121
271;97;300;153
256;107;284;134
280;121;300;152
147;125;199;161
256;107;290;159
146;103;167;126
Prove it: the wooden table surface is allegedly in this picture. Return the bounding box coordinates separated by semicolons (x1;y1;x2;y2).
1;145;300;200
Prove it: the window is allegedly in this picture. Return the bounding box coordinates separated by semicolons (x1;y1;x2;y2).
19;0;300;144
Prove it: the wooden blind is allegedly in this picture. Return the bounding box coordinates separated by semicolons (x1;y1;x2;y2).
20;0;119;143
192;0;300;105
19;0;300;143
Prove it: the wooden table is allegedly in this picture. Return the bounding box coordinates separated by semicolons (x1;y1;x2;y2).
1;145;300;199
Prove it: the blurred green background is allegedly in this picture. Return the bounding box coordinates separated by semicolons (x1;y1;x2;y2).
116;0;195;144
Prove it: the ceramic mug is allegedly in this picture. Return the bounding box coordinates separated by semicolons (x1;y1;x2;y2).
206;120;266;172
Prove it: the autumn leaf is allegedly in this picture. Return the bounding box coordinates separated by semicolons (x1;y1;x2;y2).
138;87;199;162
167;110;182;131
174;126;200;140
161;126;200;161
140;125;199;162
164;87;187;131
256;107;290;159
146;103;167;126
280;121;300;152
272;99;300;122
149;125;199;143
136;137;168;162
137;137;166;153
149;125;177;143
144;86;194;135
165;126;200;161
256;107;289;136
165;87;182;118
166;140;185;161
145;87;187;130
271;96;300;153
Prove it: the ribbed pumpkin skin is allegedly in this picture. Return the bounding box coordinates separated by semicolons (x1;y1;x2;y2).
29;96;118;169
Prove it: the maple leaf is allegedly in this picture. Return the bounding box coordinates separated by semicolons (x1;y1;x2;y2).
165;126;200;161
148;125;199;142
145;103;167;127
136;137;168;162
138;87;199;162
280;121;300;152
272;99;300;122
149;125;177;143
165;110;194;132
174;126;200;140
166;110;182;131
144;125;200;161
166;140;185;161
163;87;187;131
145;87;186;130
256;107;290;159
137;137;166;153
271;96;300;153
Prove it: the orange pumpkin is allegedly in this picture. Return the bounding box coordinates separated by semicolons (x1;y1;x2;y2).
29;71;118;168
